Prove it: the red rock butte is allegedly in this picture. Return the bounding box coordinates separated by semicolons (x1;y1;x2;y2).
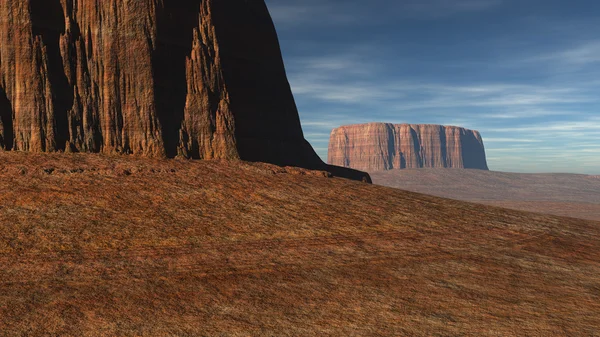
0;0;369;182
328;123;489;172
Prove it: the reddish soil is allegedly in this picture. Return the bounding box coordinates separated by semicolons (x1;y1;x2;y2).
370;168;600;221
0;153;599;336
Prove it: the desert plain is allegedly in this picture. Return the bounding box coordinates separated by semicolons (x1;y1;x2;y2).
370;168;600;222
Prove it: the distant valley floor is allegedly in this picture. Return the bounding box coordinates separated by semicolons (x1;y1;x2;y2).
370;169;600;221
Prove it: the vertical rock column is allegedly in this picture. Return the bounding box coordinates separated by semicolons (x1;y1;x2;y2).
0;0;240;159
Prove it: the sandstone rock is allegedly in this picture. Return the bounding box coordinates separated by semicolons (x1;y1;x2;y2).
328;123;489;172
0;0;369;182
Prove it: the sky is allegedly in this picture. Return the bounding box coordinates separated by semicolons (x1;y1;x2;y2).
264;0;600;174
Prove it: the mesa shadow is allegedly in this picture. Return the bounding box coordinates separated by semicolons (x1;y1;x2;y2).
30;0;72;151
0;87;13;150
153;1;201;158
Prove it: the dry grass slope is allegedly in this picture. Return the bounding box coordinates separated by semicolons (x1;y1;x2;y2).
0;153;599;336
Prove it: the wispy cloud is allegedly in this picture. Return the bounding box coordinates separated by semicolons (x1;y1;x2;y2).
532;40;600;66
484;109;583;119
401;0;502;18
267;4;316;23
267;0;503;27
267;1;356;27
289;62;597;108
491;118;600;133
484;138;543;143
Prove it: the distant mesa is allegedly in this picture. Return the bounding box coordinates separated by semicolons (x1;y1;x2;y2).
328;123;489;172
0;0;369;182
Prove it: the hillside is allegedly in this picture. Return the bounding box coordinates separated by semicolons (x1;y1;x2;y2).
370;168;600;221
0;153;598;336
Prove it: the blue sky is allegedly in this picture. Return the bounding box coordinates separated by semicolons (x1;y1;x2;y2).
264;0;600;174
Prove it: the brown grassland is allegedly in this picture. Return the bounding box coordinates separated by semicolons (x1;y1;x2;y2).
0;153;599;336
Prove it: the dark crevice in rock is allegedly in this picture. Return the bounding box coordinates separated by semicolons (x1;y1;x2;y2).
439;126;447;167
410;127;422;167
153;1;201;158
30;0;72;151
386;123;396;170
399;153;407;169
0;87;14;150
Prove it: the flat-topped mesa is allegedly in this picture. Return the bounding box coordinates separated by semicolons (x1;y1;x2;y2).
328;123;489;172
0;0;369;181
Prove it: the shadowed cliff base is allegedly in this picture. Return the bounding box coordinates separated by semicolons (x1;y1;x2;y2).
235;137;371;182
0;152;597;335
326;164;373;183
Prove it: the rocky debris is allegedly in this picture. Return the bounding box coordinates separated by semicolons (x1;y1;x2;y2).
0;0;370;181
0;152;338;180
328;123;489;172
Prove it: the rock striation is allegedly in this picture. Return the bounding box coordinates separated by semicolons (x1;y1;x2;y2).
0;0;370;181
328;123;489;172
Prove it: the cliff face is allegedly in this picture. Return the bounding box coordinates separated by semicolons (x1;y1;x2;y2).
328;123;489;172
0;0;337;173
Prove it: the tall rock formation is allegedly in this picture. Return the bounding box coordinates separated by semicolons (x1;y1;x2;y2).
328;123;489;172
0;0;370;181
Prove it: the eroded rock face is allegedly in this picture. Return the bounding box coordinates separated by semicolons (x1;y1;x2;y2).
328;123;489;172
0;0;339;174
